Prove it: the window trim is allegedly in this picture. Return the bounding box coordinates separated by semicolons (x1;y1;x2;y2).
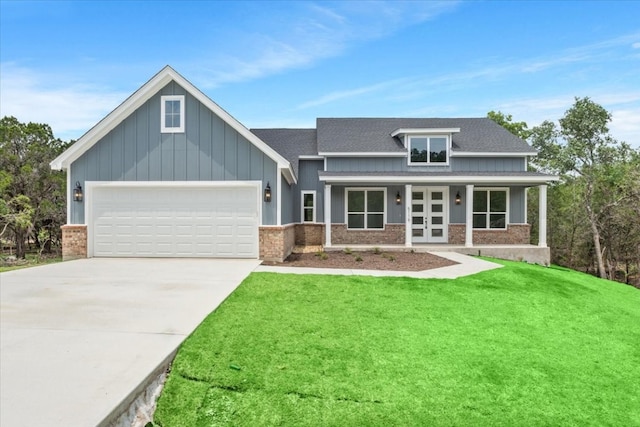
345;187;387;230
301;190;316;223
472;187;509;230
161;95;185;133
407;135;450;166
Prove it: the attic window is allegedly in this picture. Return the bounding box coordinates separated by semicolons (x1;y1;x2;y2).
408;136;448;165
161;95;185;133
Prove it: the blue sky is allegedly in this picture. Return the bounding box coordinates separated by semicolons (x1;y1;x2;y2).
1;1;639;146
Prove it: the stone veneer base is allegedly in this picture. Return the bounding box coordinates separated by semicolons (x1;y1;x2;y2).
61;225;88;261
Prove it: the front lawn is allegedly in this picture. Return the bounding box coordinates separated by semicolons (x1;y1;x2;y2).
154;260;640;426
0;253;62;272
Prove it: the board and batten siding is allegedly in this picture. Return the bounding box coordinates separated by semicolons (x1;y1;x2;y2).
291;160;325;223
69;81;278;225
326;157;526;173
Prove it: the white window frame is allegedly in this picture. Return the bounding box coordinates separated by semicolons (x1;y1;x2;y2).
161;95;185;133
407;135;450;166
301;190;316;223
472;187;509;230
345;187;387;230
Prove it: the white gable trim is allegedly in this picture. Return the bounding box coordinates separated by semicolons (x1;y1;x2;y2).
391;128;460;137
450;151;537;157
50;66;296;184
318;151;406;157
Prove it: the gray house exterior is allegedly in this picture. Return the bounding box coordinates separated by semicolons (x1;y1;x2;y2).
52;66;557;263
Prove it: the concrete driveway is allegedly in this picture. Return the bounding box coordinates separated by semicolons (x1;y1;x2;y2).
0;258;260;427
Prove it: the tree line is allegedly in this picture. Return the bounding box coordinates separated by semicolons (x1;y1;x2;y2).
489;98;640;286
0;116;69;259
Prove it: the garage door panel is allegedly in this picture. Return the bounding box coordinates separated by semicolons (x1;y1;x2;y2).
91;185;258;258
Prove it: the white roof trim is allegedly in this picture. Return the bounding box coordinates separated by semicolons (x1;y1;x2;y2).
318;151;406;157
319;174;559;184
450;151;537;157
50;66;296;184
391;128;460;137
299;155;325;160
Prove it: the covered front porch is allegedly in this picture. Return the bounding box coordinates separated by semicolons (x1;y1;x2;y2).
319;172;557;265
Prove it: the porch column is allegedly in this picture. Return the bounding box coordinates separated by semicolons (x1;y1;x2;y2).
465;184;474;247
405;184;412;247
324;184;332;247
538;184;547;247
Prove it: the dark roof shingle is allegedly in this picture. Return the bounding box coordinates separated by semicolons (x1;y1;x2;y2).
316;118;534;153
250;129;318;176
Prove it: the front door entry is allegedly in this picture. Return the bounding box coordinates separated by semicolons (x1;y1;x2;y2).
411;186;448;243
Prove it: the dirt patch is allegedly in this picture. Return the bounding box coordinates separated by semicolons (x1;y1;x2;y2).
264;250;458;271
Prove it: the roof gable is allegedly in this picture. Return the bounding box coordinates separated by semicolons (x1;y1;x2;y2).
50;66;295;183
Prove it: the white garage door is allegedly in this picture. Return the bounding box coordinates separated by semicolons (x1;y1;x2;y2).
90;184;259;258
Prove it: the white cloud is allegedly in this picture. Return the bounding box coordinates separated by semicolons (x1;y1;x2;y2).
631;42;640;49
0;63;128;140
296;78;408;109
195;1;459;88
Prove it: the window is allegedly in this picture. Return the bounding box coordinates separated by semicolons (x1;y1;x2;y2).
301;191;316;222
161;95;185;133
473;189;508;229
346;188;385;229
409;136;448;165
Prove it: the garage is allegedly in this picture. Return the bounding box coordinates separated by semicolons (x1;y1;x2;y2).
88;183;260;258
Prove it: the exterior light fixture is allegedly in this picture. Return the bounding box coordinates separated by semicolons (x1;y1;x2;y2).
396;191;402;205
264;182;272;202
455;191;462;205
73;181;83;202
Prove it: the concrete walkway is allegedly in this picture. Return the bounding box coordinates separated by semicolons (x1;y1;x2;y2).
255;251;502;279
0;258;260;427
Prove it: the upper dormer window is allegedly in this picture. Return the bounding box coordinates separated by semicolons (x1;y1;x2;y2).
408;136;448;165
161;95;185;133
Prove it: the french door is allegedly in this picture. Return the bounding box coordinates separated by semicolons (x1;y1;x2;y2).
411;186;448;243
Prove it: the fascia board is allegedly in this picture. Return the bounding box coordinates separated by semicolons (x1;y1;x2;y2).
450;151;538;157
391;128;460;137
50;69;175;170
318;151;406;157
319;175;559;184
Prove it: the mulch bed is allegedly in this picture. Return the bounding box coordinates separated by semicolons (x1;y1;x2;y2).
264;250;458;271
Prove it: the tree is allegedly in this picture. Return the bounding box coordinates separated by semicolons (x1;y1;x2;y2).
0;116;68;258
487;110;530;140
529;97;637;279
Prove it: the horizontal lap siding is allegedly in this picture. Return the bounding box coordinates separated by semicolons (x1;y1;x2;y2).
70;81;277;225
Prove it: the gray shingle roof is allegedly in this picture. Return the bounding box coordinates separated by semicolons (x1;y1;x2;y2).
316;118;534;153
250;129;317;176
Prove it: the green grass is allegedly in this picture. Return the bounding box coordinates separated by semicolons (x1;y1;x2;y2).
0;254;63;272
154;260;640;426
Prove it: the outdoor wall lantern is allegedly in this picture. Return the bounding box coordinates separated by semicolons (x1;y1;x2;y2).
396;191;402;205
264;182;272;203
73;181;83;202
455;191;462;205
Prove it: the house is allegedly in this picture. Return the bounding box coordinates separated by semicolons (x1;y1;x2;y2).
51;66;558;264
